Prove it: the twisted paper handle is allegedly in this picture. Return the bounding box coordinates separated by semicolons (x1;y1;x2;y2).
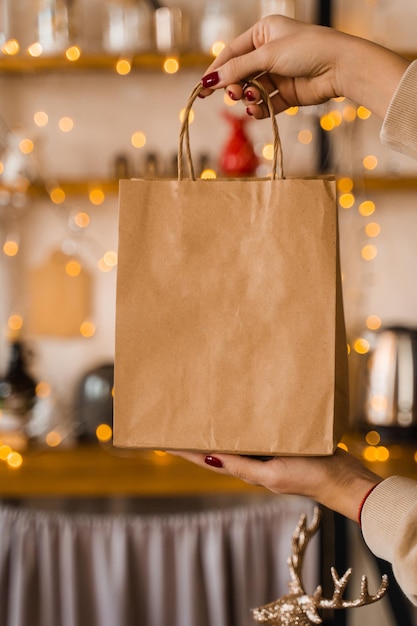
178;78;284;181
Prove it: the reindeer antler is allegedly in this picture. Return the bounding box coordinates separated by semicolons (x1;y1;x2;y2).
317;567;389;610
287;507;321;595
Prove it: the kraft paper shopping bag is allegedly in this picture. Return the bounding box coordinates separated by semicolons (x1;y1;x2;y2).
113;80;349;456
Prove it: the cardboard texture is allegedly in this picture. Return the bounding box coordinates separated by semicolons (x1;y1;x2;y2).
114;174;349;456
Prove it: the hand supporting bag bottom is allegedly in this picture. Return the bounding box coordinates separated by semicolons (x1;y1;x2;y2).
113;81;349;456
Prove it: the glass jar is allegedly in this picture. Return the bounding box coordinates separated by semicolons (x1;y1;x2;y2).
37;0;73;54
0;0;9;46
102;0;153;54
259;0;295;19
199;1;236;55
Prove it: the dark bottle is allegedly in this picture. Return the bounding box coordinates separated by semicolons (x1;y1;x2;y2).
0;341;37;431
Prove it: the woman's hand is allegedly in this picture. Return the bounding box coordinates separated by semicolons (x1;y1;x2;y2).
200;15;410;120
170;448;381;523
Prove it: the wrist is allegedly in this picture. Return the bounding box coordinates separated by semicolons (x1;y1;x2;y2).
337;34;410;118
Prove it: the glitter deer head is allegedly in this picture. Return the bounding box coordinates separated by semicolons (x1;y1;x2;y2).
252;507;388;625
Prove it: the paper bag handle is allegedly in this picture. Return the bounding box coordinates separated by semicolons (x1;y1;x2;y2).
178;78;284;181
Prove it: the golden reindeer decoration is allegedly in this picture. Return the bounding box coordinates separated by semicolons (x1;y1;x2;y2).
252;507;388;625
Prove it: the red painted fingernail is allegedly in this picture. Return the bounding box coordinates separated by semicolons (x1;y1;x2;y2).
246;107;254;116
245;89;256;102
198;93;206;99
201;71;220;88
205;455;223;468
228;90;238;101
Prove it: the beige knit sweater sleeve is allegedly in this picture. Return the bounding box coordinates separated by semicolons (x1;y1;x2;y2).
380;59;417;159
361;59;417;606
362;476;417;604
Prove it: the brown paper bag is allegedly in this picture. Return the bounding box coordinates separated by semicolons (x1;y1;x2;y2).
113;81;349;456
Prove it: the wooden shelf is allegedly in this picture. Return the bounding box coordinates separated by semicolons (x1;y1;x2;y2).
0;433;416;498
0;444;266;498
22;175;417;200
0;51;213;75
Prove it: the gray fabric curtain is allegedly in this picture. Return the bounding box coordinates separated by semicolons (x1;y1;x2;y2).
0;496;318;626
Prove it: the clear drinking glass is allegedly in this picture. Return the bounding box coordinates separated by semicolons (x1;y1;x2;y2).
37;0;72;54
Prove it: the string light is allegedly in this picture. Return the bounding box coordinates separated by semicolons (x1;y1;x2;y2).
45;431;62;447
36;381;51;398
89;188;105;205
19;138;34;154
200;168;216;179
357;106;372;120
339;193;355;209
361;244;378;261
96;424;112;442
365;222;381;238
8;315;23;331
365;431;381;446
34;111;49;127
363;154;378;170
59;117;74;132
116;59;132;75
7;452;23;469
80;321;96;337
65;259;81;276
262;144;274;161
353;337;370;354
1;39;20;55
74;212;90;228
27;42;43;57
284;106;298;116
65;45;81;61
163;57;179;74
211;41;225;57
366;314;382;330
359;200;376;216
131;131;146;148
3;240;19;256
297;129;313;144
49;187;66;204
337;177;353;193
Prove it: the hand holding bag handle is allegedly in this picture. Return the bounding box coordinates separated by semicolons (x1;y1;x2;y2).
178;79;285;181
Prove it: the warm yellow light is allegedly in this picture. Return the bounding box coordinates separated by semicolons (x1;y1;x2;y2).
414;451;417;464
363;446;377;462
1;39;20;55
19;139;34;154
333;96;345;102
359;200;376;217
96;424;113;442
3;240;19;256
74;212;90;228
179;108;195;124
357;105;371;120
339;193;355;209
0;445;12;460
49;187;66;204
297;129;313;144
131;131;146;148
224;92;238;106
365;430;381;446
262;143;274;161
103;250;118;267
59;116;74;132
211;41;225;57
163;57;179;74
154;450;167;457
7;452;23;469
34;111;49;127
375;446;389;462
0;162;3;174
363;154;378;170
366;314;382;331
65;45;81;61
337;177;353;193
370;395;388;412
89;188;105;205
328;110;342;127
353;337;370;354
27;42;43;57
80;321;96;338
45;431;62;447
65;260;81;277
200;168;217;179
320;114;334;131
361;244;377;261
365;222;381;238
342;104;357;122
8;315;23;331
36;381;51;398
97;258;113;272
337;442;348;452
116;58;132;75
284;106;298;116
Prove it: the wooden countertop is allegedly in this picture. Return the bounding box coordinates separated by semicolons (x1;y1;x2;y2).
1;432;416;498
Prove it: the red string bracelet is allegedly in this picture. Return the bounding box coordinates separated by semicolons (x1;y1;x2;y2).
358;483;380;528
